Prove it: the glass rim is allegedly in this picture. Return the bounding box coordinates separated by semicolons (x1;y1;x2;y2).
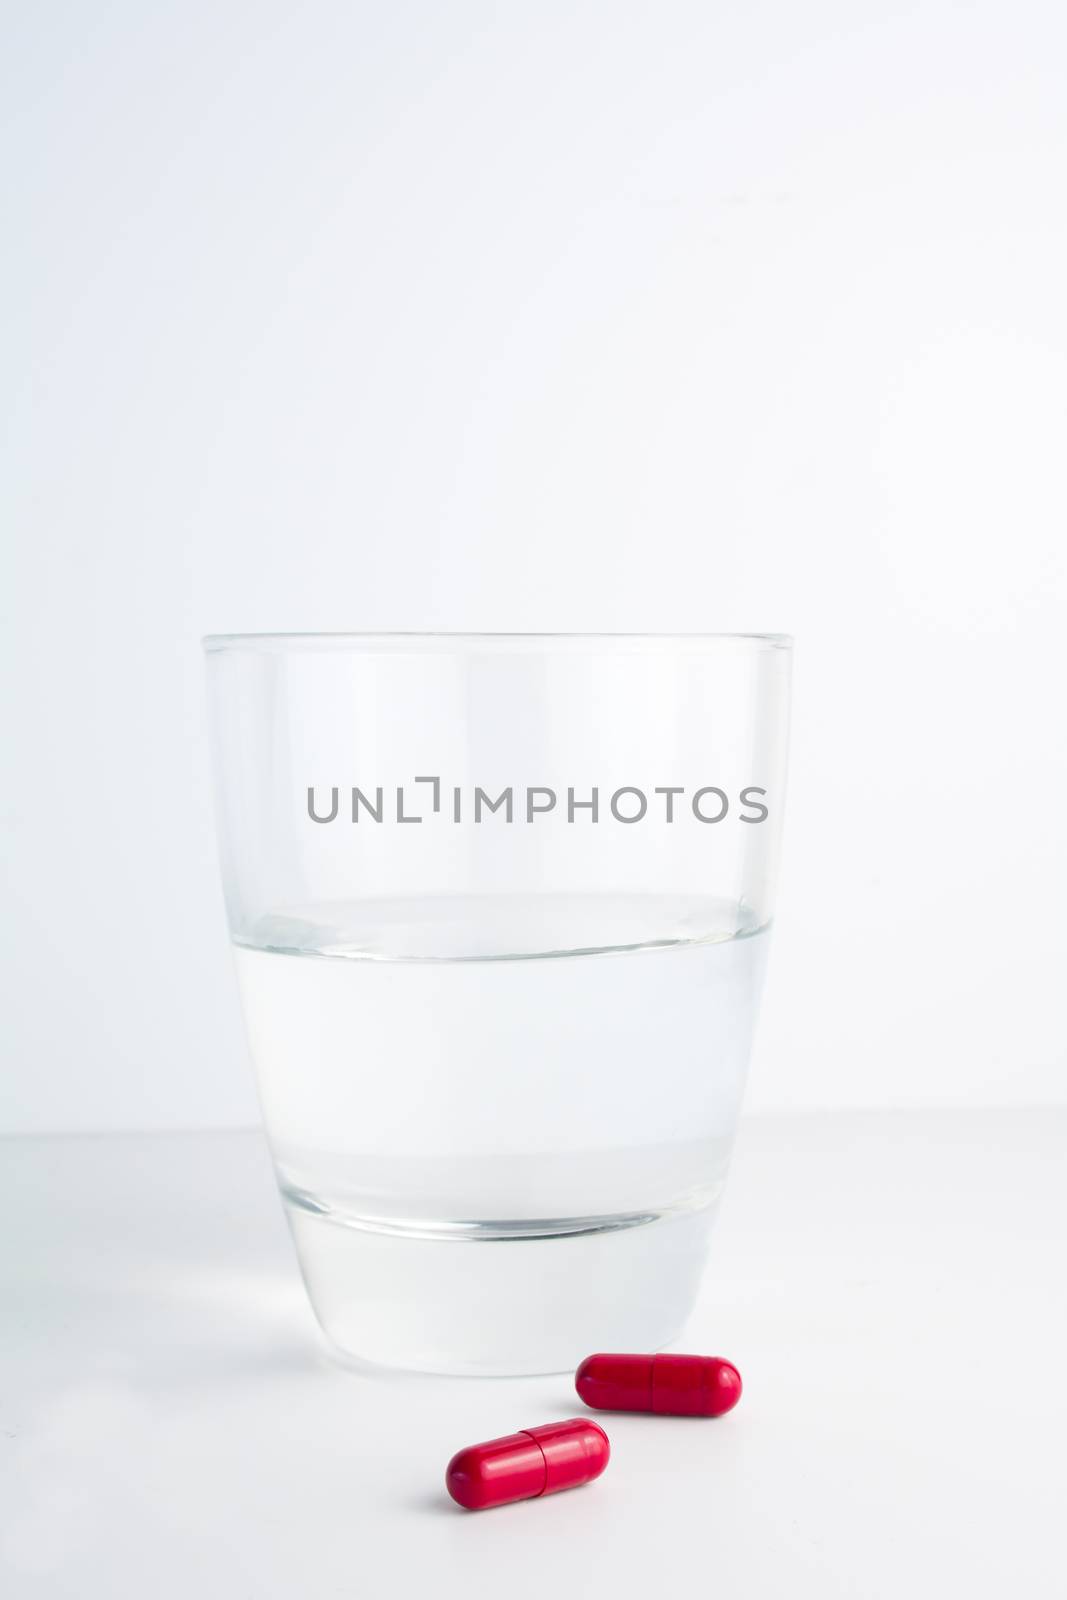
202;630;793;653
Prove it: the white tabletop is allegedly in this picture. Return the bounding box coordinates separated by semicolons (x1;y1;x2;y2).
2;1111;1064;1598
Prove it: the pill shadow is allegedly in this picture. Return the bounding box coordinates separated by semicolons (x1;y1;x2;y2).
403;1491;562;1520
514;1386;586;1419
403;1491;468;1518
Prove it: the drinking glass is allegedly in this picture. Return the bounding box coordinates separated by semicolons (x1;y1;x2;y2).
204;632;791;1374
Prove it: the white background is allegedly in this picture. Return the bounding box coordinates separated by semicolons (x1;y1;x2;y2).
3;0;1066;1132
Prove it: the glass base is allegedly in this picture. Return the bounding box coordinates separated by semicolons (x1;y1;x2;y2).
285;1199;718;1376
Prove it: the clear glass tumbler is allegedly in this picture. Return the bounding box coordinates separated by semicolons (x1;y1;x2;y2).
204;632;791;1374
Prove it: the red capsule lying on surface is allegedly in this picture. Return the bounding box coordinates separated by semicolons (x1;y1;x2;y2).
576;1352;743;1417
445;1418;610;1511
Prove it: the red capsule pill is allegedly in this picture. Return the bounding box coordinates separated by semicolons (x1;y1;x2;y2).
445;1418;610;1511
575;1352;742;1417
